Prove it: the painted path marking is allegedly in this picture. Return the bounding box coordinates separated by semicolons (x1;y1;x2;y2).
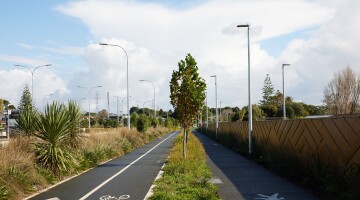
79;132;177;200
254;193;285;200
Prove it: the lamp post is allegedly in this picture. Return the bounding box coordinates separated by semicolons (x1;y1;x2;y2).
113;96;120;123
99;43;130;130
120;96;130;117
14;64;52;104
237;24;253;156
88;86;102;129
210;75;218;139
206;92;208;131
220;100;222;122
282;63;291;120
139;79;156;118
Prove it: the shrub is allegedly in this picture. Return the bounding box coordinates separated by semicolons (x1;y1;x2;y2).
150;117;159;128
137;115;150;132
16;106;38;136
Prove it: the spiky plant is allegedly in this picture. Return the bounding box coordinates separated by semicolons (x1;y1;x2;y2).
33;102;77;175
66;100;83;148
16;105;38;136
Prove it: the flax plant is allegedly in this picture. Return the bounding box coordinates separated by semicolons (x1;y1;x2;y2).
33;102;77;175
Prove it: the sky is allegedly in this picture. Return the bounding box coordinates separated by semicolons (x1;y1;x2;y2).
1;0;359;114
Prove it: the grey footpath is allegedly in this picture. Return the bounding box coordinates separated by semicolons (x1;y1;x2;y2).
193;131;318;200
28;131;179;200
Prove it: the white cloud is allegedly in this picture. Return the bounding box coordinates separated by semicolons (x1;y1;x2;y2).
53;0;340;110
6;0;359;115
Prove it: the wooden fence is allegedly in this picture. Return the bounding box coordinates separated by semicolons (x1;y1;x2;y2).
202;115;360;172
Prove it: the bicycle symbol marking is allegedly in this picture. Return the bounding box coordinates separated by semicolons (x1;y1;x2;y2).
100;194;130;200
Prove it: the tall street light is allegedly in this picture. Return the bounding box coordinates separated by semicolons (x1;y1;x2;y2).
88;86;102;129
139;79;156;118
237;24;253;156
206;92;208;131
99;43;130;130
210;75;218;139
14;64;52;103
282;63;291;120
113;96;120;122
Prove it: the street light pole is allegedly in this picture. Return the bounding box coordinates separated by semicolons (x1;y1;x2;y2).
113;96;120;123
139;80;156;118
220;100;222;122
210;75;218;139
206;92;208;130
14;64;52;104
282;63;291;120
237;24;253;156
88;86;102;129
99;43;130;130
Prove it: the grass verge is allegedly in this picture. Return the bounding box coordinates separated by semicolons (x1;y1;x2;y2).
150;131;219;200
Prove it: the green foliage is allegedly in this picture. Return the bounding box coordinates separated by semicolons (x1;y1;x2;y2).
16;106;38;135
150;117;159;128
169;53;206;130
18;85;33;111
0;179;11;200
136;114;150;132
151;133;219;200
130;106;139;114
33;102;77;175
98;118;119;128
242;105;264;121
66;100;83;148
260;74;275;105
130;113;138;128
165;117;174;128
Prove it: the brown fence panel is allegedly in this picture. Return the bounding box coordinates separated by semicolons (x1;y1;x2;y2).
204;116;360;172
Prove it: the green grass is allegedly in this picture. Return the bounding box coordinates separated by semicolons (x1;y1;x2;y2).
150;132;220;200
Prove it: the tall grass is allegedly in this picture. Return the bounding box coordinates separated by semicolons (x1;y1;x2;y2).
0;136;47;199
150;132;219;200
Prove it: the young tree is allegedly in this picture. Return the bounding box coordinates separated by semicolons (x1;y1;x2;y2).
323;66;360;114
260;74;275;105
170;53;206;158
18;85;33;111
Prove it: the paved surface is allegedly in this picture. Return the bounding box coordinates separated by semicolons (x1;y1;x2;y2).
194;131;318;200
28;131;179;200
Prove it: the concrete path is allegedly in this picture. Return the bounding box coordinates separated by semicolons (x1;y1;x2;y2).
194;131;317;200
27;131;179;200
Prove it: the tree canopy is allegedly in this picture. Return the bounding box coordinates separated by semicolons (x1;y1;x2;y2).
323;66;360;114
169;53;206;131
18;84;33;111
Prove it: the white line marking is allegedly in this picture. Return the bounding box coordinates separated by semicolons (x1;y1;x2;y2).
80;131;177;200
46;198;60;200
143;163;166;200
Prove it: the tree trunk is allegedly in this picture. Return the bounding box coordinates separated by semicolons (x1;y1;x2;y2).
183;128;187;159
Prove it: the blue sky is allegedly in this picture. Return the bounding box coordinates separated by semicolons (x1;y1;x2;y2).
1;0;358;112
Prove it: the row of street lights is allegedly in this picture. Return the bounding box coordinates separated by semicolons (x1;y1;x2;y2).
208;24;290;156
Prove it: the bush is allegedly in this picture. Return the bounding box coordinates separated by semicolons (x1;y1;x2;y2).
137;115;150;133
130;113;139;128
150;117;159;128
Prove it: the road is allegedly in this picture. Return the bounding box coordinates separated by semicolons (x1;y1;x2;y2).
28;131;179;200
